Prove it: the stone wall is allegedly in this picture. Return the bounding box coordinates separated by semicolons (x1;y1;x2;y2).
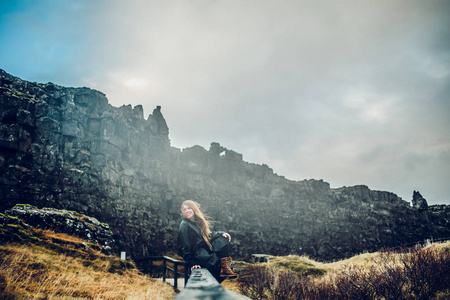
1;69;449;263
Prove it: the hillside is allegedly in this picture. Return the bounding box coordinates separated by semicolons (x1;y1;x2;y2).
1;68;449;264
232;242;450;299
0;212;175;299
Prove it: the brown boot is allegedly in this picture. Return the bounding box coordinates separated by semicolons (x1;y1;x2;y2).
220;257;237;278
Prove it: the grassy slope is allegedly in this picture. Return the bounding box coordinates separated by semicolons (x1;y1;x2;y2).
0;214;175;300
225;241;450;298
262;240;450;275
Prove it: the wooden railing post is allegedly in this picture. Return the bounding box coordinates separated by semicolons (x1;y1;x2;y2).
162;256;188;290
135;256;190;290
149;257;153;275
174;261;178;291
184;262;189;286
162;257;167;282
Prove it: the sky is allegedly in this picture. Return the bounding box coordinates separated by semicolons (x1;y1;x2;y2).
1;0;449;205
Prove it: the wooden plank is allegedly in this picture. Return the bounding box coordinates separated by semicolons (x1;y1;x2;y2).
173;269;250;300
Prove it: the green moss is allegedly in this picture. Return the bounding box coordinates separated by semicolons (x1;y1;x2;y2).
304;267;326;276
6;224;20;229
0;213;20;220
19;229;30;235
13;203;35;209
0;217;41;245
1;87;40;103
62;210;93;222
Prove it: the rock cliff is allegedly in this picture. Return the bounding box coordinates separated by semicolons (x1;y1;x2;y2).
1;69;449;262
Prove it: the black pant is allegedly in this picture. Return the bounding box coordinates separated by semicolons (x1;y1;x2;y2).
214;238;230;258
190;236;231;283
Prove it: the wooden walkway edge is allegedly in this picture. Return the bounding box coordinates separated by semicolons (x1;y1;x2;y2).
173;269;250;300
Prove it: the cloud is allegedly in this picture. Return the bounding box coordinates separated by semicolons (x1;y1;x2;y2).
1;0;449;204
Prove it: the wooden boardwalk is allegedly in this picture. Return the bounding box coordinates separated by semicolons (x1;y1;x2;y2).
173;269;250;300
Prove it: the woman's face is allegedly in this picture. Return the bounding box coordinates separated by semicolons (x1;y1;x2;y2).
182;205;195;221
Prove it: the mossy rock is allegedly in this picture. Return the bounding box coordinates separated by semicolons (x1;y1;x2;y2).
0;217;35;244
12;203;34;208
0;212;20;221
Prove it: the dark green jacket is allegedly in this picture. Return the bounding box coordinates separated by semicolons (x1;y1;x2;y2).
177;218;227;273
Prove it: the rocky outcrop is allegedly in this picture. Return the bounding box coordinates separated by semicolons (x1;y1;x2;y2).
5;204;116;253
412;190;428;210
1;69;449;263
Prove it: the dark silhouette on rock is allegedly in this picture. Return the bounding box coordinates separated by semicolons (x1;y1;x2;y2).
1;69;449;263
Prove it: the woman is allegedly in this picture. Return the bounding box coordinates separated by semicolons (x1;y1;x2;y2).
177;200;237;282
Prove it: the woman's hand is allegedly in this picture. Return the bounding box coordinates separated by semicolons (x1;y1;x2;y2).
223;232;231;242
191;265;201;270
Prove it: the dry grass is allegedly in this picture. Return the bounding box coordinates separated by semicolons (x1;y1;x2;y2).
0;228;176;300
266;240;450;273
237;241;450;300
266;254;328;276
42;229;88;244
221;278;241;294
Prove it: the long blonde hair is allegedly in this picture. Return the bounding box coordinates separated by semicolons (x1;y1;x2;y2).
181;200;212;249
